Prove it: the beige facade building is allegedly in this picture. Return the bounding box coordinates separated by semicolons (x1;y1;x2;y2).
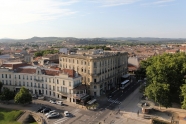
59;49;128;96
0;62;88;104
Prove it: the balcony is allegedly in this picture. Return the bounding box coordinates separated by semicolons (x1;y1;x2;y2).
57;91;70;96
34;79;44;82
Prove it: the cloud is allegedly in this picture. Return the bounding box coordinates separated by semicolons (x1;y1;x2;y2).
89;0;140;7
141;0;175;7
0;0;78;25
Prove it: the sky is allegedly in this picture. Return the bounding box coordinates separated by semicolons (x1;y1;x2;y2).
0;0;185;39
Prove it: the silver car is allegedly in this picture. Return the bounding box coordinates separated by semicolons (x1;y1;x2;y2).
47;112;60;119
45;110;56;116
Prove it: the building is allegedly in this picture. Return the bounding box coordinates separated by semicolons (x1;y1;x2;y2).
0;63;88;104
59;49;128;97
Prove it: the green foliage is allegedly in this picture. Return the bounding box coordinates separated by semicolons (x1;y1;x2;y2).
180;84;186;109
0;82;3;93
34;49;58;57
0;88;15;101
14;87;32;104
140;53;186;108
0;108;22;124
78;45;111;50
145;83;171;108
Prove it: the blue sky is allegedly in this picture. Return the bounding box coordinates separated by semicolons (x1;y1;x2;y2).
0;0;185;39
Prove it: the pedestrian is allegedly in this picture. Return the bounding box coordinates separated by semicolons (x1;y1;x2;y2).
137;110;139;117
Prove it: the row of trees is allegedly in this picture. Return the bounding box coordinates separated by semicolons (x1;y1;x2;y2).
34;49;58;57
77;45;111;50
135;53;186;109
0;82;32;104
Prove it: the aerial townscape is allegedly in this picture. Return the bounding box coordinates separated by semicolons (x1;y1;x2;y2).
0;0;186;124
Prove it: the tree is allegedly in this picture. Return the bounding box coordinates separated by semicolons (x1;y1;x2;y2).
14;87;32;104
145;83;171;109
0;82;3;93
0;87;15;101
180;84;186;109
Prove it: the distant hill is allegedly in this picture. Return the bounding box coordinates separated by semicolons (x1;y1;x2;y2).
0;37;186;44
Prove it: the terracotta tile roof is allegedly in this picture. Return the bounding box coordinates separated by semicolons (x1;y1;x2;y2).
17;68;36;74
43;70;59;76
61;69;76;77
15;49;22;53
128;64;138;71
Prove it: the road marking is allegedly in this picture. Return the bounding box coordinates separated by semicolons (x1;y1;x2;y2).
53;117;68;124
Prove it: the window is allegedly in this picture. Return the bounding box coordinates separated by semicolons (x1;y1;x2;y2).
63;80;65;85
5;74;7;78
19;75;20;79
57;79;59;84
69;82;71;87
46;84;47;89
53;86;55;91
31;82;32;87
30;76;32;80
94;79;96;83
2;74;4;78
94;85;97;89
9;74;11;78
77;60;79;64
57;86;59;91
94;62;97;67
23;82;25;86
27;82;29;86
23;75;24;79
6;80;8;85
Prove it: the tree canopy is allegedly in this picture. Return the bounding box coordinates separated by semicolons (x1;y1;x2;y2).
14;87;32;104
0;87;15;101
34;49;58;57
0;82;3;93
138;53;186;108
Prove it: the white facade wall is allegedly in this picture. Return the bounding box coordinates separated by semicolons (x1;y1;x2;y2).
0;68;82;104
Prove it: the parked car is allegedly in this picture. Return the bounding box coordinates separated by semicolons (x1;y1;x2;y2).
38;95;45;100
64;111;70;117
56;101;63;105
47;112;60;119
45;110;56;116
49;99;56;104
37;106;46;112
41;108;51;113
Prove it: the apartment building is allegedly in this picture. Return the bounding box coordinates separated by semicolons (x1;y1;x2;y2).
0;62;88;104
59;49;128;96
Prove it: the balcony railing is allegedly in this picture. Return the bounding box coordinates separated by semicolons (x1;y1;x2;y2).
34;79;44;82
58;91;70;96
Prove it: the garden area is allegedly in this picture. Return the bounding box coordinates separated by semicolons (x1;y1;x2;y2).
0;108;22;124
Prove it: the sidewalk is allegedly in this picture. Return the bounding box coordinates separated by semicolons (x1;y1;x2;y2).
99;86;151;124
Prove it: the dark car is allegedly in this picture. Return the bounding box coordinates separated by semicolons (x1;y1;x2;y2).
37;106;46;112
41;108;51;113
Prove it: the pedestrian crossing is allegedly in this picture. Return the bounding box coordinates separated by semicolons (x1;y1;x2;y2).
108;99;121;104
53;109;80;124
53;117;68;124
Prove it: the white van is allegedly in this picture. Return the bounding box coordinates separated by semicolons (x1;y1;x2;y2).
64;111;70;117
56;101;63;105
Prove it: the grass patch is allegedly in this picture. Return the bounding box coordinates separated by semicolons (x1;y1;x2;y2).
0;108;22;124
30;122;38;124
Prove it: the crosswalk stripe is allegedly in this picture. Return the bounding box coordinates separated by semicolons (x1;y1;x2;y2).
108;99;121;104
53;117;68;124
